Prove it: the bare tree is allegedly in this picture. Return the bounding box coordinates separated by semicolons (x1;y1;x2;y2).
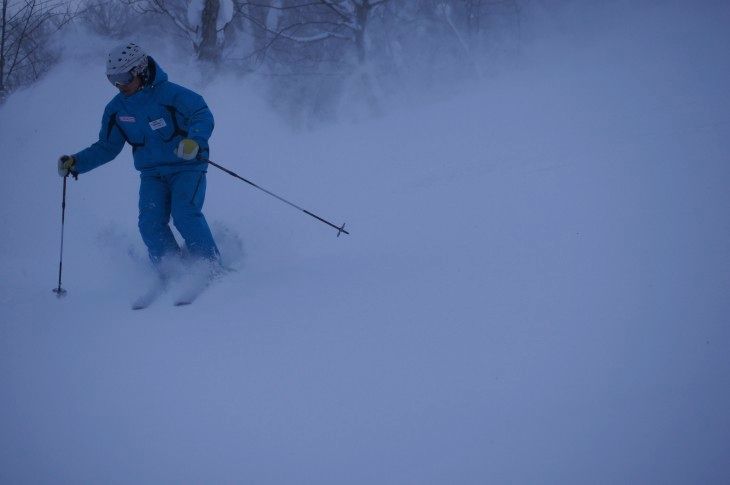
0;0;74;101
123;0;235;61
80;0;143;39
319;0;389;64
231;1;392;119
239;0;389;65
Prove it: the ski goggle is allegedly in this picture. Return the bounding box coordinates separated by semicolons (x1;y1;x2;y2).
107;70;134;87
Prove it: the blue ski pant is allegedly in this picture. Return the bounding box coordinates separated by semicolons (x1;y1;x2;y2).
138;171;219;264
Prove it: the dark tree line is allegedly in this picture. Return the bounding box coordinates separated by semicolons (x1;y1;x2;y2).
2;0;522;117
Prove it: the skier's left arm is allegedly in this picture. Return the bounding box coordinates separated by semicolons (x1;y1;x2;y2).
174;88;214;159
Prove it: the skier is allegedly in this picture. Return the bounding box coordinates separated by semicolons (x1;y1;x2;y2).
57;43;220;275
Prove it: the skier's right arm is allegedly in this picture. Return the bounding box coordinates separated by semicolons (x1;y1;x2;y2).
71;105;126;174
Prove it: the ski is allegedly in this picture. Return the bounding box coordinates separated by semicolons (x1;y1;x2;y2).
173;296;198;307
173;277;211;306
131;279;167;310
131;264;232;308
172;265;233;306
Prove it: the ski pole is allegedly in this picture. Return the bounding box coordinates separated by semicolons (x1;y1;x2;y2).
53;174;70;297
203;158;350;237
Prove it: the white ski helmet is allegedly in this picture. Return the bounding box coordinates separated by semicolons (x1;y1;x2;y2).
106;42;148;85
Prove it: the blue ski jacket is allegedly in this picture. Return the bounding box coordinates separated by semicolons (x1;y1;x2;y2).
74;58;213;176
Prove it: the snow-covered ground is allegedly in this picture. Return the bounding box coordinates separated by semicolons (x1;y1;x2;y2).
1;2;729;483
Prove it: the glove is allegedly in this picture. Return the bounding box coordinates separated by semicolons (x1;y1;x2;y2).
57;155;76;177
175;139;199;161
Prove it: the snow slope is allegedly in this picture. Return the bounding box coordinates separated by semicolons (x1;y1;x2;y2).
1;2;730;483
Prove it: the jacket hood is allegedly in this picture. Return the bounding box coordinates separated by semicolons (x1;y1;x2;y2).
147;57;168;86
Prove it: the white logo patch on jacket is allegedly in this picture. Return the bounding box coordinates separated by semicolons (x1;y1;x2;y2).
119;116;136;123
149;118;167;130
